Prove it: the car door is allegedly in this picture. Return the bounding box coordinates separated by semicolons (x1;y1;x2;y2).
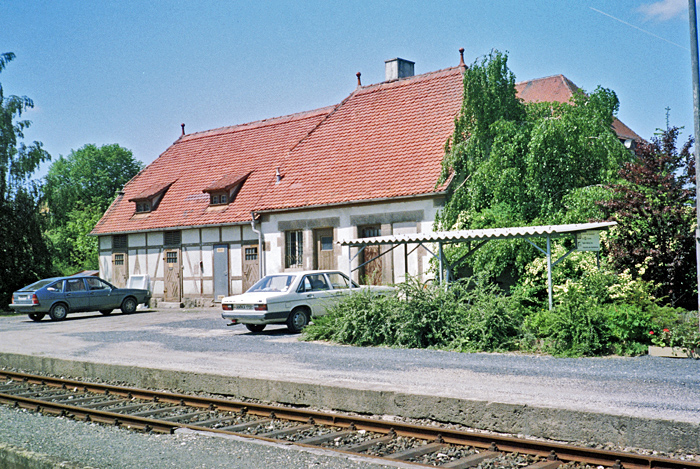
64;278;91;312
297;273;335;317
326;272;354;302
86;278;119;310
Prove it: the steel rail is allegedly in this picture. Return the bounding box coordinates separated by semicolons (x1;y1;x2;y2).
1;370;698;469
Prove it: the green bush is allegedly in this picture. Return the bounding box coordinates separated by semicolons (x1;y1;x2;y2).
302;276;523;352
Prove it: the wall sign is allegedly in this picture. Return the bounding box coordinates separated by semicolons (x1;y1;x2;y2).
577;231;600;251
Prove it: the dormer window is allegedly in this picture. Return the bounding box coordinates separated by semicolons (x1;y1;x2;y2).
203;171;250;208
209;193;228;205
135;202;151;213
128;181;174;215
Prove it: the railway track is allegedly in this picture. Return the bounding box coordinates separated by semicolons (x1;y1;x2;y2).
1;370;697;469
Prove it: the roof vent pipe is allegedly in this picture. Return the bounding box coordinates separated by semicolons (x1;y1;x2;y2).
356;72;361;87
275;167;282;183
181;123;185;136
384;58;415;81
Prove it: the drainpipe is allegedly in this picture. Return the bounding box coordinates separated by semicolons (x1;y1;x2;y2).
251;211;264;279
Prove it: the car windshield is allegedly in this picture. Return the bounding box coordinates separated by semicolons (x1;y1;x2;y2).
19;279;55;291
247;275;296;293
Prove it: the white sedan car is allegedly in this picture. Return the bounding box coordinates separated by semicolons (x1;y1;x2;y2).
221;270;394;333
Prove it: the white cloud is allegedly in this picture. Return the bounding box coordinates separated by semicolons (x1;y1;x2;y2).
638;0;687;21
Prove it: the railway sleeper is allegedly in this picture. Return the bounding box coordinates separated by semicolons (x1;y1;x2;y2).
297;430;355;446
387;441;447;461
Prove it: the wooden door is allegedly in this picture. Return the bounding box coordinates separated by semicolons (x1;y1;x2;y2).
242;245;259;292
314;229;335;270
360;226;382;285
163;249;181;302
112;252;128;288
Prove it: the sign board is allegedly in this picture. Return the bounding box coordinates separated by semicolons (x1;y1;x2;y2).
576;231;600;251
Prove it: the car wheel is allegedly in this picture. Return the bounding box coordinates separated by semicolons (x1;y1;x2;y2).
49;303;68;321
245;324;266;333
28;313;45;322
100;309;113;316
120;297;137;314
286;308;309;333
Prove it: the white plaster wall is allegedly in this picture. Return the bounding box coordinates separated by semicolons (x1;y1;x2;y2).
201;245;214;295
99;236;112;250
201;227;219;244
148;232;164;247
222;226;241;242
392;222;418;283
128;233;146;248
99;254;112;282
263;197;441;283
148;248;164;296
182;246;201;296
182;229;200;245
128;248;148;277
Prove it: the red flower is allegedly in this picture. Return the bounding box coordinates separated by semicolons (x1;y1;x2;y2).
663;329;670;332
649;331;654;335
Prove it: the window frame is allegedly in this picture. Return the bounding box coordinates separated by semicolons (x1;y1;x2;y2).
285;230;303;269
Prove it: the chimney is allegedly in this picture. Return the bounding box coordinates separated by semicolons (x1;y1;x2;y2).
384;58;414;81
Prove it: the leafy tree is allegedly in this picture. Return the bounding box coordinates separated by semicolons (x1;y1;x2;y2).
599;126;696;309
44;144;143;274
0;52;53;308
437;50;630;281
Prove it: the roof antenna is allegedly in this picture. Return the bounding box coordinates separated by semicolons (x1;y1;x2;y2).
356;72;362;87
458;48;466;69
181;123;185;136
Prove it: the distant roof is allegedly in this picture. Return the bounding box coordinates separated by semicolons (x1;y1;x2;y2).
515;74;643;142
339;222;617;246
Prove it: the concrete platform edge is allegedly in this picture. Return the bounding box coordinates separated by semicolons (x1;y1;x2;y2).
2;352;697;453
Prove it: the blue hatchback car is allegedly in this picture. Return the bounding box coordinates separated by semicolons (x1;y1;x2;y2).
10;276;151;322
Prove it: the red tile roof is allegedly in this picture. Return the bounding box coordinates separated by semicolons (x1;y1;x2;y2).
91;107;333;235
255;67;465;212
93;69;642;235
515;74;643;142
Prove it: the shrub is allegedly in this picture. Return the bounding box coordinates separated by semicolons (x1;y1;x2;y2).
302;275;523;352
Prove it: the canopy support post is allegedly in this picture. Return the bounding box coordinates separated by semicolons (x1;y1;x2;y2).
547;234;553;311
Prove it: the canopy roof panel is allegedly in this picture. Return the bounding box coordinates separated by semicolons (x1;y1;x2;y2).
339;221;617;246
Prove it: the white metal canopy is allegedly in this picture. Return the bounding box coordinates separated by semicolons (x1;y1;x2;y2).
339;221;617;310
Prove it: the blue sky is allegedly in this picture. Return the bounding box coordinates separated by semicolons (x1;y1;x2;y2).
1;0;696;176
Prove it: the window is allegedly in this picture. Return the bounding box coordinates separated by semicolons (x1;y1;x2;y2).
113;253;125;265
164;231;181;246
298;274;329;292
320;236;333;251
46;280;65;293
245;247;258;261
209;192;229;205
248;274;295;293
66;279;86;292
327;272;357;289
285;230;303;268
86;278;110;290
166;251;178;264
113;235;127;250
135;201;151;213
